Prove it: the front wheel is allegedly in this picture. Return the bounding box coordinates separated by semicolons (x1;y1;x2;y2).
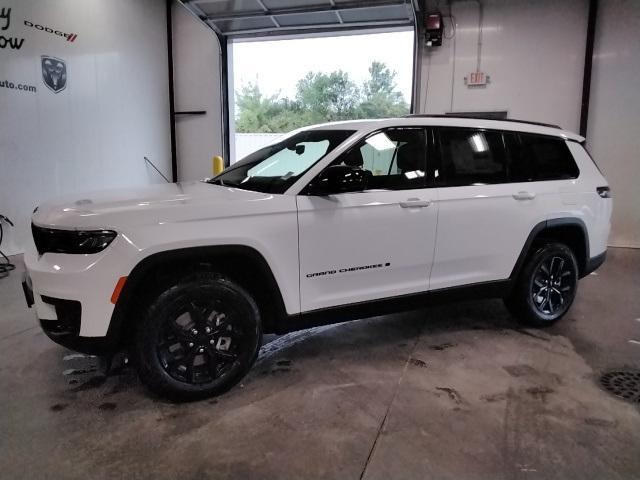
134;272;262;401
505;242;579;327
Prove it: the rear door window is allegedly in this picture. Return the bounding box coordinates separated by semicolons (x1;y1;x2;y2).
435;128;507;186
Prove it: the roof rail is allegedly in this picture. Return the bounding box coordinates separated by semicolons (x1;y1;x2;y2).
404;114;562;129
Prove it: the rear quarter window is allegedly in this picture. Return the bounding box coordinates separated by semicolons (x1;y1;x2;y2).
511;133;579;181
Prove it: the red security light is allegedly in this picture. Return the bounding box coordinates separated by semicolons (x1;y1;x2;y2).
425;12;443;46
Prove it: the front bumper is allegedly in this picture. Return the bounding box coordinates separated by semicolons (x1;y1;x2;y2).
23;272;115;354
22;235;135;353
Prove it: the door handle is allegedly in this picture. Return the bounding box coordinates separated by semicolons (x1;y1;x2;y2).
512;191;536;201
399;198;431;208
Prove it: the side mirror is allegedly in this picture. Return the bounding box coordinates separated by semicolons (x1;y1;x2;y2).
307;165;370;196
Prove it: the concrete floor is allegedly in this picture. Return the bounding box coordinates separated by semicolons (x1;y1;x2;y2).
1;249;639;480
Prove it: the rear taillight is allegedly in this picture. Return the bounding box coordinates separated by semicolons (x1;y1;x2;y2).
597;186;611;198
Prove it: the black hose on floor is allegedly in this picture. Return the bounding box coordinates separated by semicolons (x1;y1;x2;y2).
0;215;15;279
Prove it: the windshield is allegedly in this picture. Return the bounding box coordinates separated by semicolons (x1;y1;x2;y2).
209;129;355;194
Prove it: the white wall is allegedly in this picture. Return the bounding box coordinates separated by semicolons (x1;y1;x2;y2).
0;0;171;255
172;1;224;181
586;0;640;248
419;0;588;132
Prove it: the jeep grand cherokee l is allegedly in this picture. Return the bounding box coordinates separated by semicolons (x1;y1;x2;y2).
23;116;611;400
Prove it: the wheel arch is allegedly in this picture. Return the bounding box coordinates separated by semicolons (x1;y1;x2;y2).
107;245;288;351
510;218;590;281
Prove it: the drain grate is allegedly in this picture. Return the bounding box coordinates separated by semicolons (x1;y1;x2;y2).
599;369;640;403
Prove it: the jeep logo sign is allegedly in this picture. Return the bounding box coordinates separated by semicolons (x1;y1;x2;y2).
41;55;67;93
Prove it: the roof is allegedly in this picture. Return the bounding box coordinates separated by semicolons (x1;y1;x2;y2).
304;117;585;142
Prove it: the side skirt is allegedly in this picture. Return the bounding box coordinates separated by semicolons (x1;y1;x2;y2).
277;279;511;334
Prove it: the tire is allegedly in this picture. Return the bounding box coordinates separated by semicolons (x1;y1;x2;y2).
504;242;579;327
134;272;262;401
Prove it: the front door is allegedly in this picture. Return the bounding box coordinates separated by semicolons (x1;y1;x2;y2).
296;127;438;312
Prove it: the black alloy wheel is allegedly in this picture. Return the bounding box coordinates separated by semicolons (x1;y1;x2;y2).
530;255;576;316
505;242;579;327
157;299;244;385
135;272;261;400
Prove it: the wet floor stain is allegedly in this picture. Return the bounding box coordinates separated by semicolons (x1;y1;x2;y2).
408;357;428;368
515;329;552;342
525;385;554;401
70;375;107;392
49;403;68;412
271;359;292;374
504;364;539;378
436;387;464;404
430;342;456;351
584;417;617;428
481;392;508;403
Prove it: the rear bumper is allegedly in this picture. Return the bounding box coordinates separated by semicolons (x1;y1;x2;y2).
584;250;607;276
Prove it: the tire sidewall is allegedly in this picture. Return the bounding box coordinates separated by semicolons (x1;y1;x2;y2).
521;243;579;324
135;273;261;400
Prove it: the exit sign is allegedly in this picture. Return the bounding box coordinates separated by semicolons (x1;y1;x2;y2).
465;71;490;87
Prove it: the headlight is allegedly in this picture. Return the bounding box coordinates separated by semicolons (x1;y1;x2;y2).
32;224;117;255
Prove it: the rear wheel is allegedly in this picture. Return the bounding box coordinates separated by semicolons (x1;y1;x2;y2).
505;242;578;327
134;272;261;401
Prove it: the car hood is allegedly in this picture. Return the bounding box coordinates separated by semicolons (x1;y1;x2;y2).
32;181;285;230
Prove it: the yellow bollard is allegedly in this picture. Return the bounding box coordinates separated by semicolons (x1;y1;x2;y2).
212;155;224;176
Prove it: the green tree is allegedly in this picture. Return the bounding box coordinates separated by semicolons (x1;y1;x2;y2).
357;61;408;118
295;70;360;121
234;61;409;133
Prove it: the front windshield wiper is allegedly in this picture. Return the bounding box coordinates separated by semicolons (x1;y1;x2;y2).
207;177;236;187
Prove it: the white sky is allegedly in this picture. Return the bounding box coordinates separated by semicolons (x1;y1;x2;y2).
231;30;414;104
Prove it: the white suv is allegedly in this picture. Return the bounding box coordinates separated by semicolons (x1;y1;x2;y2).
23;116;612;400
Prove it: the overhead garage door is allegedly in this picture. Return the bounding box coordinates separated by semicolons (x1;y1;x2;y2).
181;0;417;37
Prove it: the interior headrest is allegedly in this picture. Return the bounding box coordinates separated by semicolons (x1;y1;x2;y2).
343;149;364;167
396;144;422;172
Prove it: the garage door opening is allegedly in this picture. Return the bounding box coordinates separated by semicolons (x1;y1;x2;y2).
228;29;414;163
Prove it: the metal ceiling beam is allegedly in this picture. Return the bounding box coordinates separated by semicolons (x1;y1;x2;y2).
329;0;345;24
180;0;223;34
255;0;281;28
188;0;412;23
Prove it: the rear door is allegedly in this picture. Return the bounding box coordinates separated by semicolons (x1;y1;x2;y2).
296;127;438;312
429;127;542;290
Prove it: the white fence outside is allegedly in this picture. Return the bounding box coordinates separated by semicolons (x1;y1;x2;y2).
234;133;282;163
